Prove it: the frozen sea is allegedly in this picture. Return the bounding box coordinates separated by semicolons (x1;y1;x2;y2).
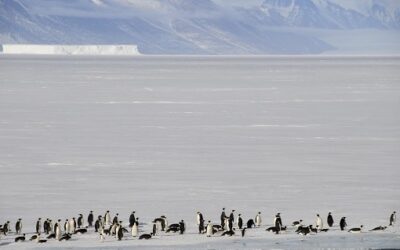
0;55;399;249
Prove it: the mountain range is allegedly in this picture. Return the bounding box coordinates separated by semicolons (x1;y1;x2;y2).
1;0;399;54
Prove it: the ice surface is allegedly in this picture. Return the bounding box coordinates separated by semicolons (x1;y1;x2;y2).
0;55;399;249
0;45;140;55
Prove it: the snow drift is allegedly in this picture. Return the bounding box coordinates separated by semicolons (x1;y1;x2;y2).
0;44;140;55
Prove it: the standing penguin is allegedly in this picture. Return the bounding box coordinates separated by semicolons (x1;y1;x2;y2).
327;212;334;227
2;221;10;235
54;219;61;234
206;221;213;237
113;213;119;225
64;219;70;233
117;222;123;240
274;213;282;234
43;219;49;234
316;214;323;231
255;212;262;227
179;220;185;234
340;217;347;231
77;214;84;228
131;218;139;237
88;211;94;227
15;219;22;234
36;218;42;234
220;208;227;228
129;211;136;227
104;211;111;226
237;214;243;229
241;228;246;237
197;212;204;234
69;218;76;234
228;210;235;231
55;221;62;240
152;221;157;235
390;211;396;226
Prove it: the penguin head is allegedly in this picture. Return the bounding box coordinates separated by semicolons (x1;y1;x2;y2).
317;214;320;217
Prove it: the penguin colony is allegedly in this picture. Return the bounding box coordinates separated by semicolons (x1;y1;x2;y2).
0;210;396;244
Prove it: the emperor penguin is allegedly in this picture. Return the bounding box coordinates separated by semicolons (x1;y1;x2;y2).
36;218;42;234
15;219;22;234
77;214;84;228
105;211;111;226
131;218;139;237
255;212;262;227
348;225;363;233
390;211;396;226
113;213;119;225
220;208;227;228
327;212;334;227
237;214;243;229
206;221;213;237
316;214;323;231
87;211;94;227
64;219;70;233
224;217;230;230
55;222;62;240
340;217;347;231
117;222;124;240
115;222;121;240
129;211;136;227
69;218;76;234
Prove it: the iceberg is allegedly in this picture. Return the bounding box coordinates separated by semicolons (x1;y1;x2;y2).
0;44;141;55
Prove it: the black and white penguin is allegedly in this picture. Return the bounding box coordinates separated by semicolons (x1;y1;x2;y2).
55;220;62;240
237;214;243;229
274;213;282;234
46;233;56;239
292;220;303;227
179;220;185;234
59;233;72;241
154;216;167;231
131;218;139;237
36;218;42;234
36;234;47;243
113;213;119;225
296;225;311;236
104;210;111;226
116;222;123;240
370;226;387;231
43;219;49;234
88;211;94;227
197;212;205;234
206;221;213;237
228;210;235;231
220;208;227;228
241;227;246;237
30;234;38;241
221;230;235;236
74;228;88;234
390;211;396;226
14;233;25;242
246;219;255;228
316;214;323;231
77;214;84;228
2;221;10;235
15;218;22;234
348;225;363;233
327;212;334;227
339;217;347;231
139;233;153;240
255;212;262;227
129;211;136;227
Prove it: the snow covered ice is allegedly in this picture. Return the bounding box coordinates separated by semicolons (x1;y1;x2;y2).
0;55;399;249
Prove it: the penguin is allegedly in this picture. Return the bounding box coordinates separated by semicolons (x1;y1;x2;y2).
43;219;49;234
95;218;100;232
99;228;105;242
129;211;136;227
139;233;153;240
274;213;282;234
111;223;117;236
241;227;246;237
370;226;387;231
228;210;235;231
131;218;139;237
30;234;38;241
59;233;71;241
339;217;347;231
15;233;25;242
292;220;303;227
327;212;334;227
154;216;167;231
247;219;255;228
2;221;10;235
113;213;119;225
77;214;84;228
255;212;262;227
64;219;70;233
221;230;235;236
74;228;88;234
152;222;157;235
224;217;230;230
316;214;323;231
197;212;205;234
116;222;123;240
296;225;311;236
15;218;22;234
46;233;56;239
212;224;223;232
179;220;185;234
104;210;111;226
220;208;227;228
237;214;243;229
390;211;396;226
348;225;363;233
69;218;76;234
88;211;94;227
56;221;62;240
36;218;42;234
36;234;47;243
206;221;213;237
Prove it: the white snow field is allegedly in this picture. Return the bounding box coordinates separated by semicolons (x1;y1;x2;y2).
0;55;399;249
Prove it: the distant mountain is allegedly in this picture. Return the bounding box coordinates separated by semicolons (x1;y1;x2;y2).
0;0;399;54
